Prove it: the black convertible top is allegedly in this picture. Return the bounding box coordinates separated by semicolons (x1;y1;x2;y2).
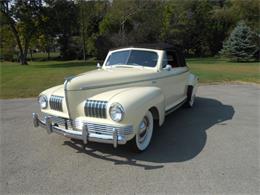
110;43;182;52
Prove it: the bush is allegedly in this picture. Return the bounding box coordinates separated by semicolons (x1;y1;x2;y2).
220;21;257;62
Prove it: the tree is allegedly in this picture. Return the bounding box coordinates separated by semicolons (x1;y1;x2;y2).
0;24;17;61
221;21;257;62
78;0;109;59
45;0;79;60
36;4;56;60
0;0;43;65
160;2;175;42
180;0;213;56
99;0;162;47
208;0;236;55
229;0;260;33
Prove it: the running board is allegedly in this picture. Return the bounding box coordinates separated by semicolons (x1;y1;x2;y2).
165;98;187;116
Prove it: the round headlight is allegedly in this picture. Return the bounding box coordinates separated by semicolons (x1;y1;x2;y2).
109;103;125;122
38;95;48;109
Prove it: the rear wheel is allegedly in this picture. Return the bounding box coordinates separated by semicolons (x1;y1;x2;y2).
130;110;154;152
186;85;195;108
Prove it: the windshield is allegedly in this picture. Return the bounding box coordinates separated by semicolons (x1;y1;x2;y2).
105;50;158;67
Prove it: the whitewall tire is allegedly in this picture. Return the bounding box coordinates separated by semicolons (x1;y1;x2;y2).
130;110;154;152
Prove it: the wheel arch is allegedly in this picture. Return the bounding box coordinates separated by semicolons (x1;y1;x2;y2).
149;106;160;127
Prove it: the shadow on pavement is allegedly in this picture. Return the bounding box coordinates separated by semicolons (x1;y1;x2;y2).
64;97;234;170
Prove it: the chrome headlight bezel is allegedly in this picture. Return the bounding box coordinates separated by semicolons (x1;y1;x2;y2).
109;103;125;122
38;95;48;109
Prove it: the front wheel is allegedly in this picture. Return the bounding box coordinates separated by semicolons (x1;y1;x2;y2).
130;110;154;152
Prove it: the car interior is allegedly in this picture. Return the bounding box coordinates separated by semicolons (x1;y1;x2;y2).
163;51;186;69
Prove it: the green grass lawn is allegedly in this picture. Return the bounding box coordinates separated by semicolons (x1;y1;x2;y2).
187;57;260;83
0;58;259;99
0;60;96;99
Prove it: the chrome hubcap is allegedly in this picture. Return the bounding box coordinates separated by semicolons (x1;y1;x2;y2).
138;116;149;143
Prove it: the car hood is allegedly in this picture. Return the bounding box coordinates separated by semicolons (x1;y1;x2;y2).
66;67;156;91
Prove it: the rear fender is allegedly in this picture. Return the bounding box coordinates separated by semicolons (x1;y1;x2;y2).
187;73;199;96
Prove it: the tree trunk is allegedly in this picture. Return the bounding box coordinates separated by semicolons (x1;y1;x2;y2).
30;49;33;61
80;1;86;61
1;10;28;65
20;53;28;65
82;33;86;61
20;41;29;65
47;50;50;60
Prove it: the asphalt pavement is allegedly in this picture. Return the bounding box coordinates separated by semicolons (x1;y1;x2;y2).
0;84;259;194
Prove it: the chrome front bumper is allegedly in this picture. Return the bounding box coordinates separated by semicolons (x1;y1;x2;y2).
32;113;132;148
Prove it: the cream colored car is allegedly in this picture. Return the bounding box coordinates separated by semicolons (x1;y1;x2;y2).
33;44;198;152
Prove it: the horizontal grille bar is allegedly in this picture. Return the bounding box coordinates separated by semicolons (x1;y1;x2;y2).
85;100;108;118
49;116;133;136
49;95;63;112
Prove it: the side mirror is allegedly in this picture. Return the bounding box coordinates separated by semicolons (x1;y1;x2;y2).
97;63;101;69
163;64;172;71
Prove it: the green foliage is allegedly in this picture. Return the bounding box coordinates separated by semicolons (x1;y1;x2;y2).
0;24;17;61
1;0;259;61
221;21;257;62
48;0;79;60
78;0;108;58
1;0;44;64
229;0;260;33
160;2;175;42
176;0;213;56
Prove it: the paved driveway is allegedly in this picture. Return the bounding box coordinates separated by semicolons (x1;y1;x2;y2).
1;84;259;194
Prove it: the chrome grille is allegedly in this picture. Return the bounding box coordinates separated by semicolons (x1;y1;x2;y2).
49;95;63;111
49;116;133;136
86;123;133;136
85;100;107;118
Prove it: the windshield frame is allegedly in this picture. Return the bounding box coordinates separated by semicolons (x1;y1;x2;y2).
103;48;161;70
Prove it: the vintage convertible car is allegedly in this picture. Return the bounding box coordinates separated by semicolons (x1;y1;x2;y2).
32;44;198;151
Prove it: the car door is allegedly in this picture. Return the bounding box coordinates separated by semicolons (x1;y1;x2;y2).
157;50;189;111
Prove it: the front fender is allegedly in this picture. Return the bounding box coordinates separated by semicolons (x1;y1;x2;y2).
108;87;165;134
